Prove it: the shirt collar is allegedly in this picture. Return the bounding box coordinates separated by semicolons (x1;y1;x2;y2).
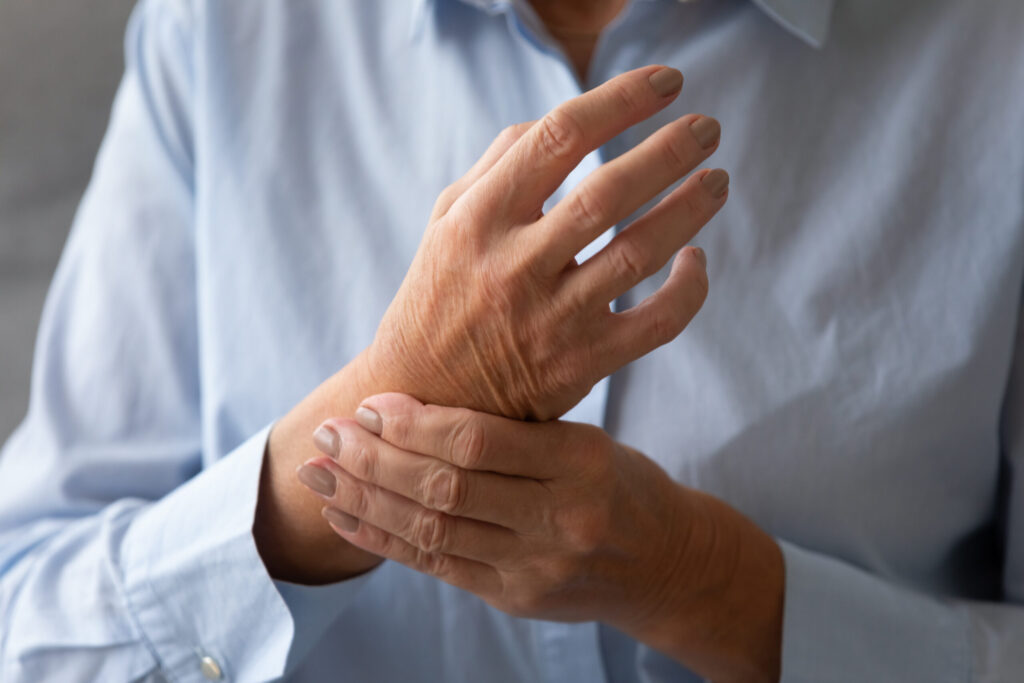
749;0;834;48
411;0;835;49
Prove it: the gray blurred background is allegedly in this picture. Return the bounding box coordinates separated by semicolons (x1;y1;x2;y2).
0;0;137;442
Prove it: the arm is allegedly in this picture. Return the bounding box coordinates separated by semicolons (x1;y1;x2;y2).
0;3;332;680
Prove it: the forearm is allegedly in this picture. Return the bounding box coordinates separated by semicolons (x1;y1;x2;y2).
626;483;784;683
255;350;384;584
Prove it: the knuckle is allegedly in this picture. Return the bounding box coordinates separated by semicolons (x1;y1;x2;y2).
346;481;371;518
537;110;583;160
435;182;461;209
497;124;524;147
421;550;451;577
448;414;486;470
609;239;651;283
386;411;413;446
413;509;448;553
513;121;535;137
424;464;466;514
607;79;644;113
544;556;580;589
650;308;685;345
497;124;518;143
661;132;693;172
349;442;377;481
566;184;609;231
373;527;398;556
681;190;707;221
565;508;610;554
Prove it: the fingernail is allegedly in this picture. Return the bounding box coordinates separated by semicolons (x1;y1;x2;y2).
322;506;359;532
649;67;683;98
297;463;337;496
355;406;383;435
690;117;720;150
702;169;730;198
313;424;340;457
692;247;707;268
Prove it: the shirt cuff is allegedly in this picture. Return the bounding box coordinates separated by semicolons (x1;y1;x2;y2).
120;424;372;681
778;539;971;683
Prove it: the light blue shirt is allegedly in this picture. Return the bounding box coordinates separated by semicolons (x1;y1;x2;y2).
2;0;1024;680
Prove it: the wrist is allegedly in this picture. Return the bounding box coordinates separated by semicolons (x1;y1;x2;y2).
630;486;784;683
253;351;384;584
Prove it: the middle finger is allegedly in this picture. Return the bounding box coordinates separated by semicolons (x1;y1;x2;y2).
535;114;720;271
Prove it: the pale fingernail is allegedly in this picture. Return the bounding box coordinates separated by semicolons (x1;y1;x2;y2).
313;424;340;457
355;406;383;435
297;463;337;496
702;169;730;198
322;506;359;532
692;247;707;268
649;67;683;98
690;117;720;150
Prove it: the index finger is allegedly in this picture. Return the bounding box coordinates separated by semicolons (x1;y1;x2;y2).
462;65;684;224
356;393;569;478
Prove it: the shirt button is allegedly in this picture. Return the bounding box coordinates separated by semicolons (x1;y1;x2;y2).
199;655;223;680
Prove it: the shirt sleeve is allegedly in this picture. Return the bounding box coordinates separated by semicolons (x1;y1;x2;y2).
0;1;371;680
779;280;1024;683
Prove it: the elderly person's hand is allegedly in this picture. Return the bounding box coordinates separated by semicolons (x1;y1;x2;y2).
365;64;726;421
299;393;785;682
260;65;726;584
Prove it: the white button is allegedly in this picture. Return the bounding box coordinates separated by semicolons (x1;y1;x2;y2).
199;655;223;680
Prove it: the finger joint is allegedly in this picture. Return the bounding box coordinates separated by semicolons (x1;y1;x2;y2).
661;132;692;173
650;307;685;345
609;239;651;284
566;184;610;234
346;480;372;519
448;414;486;470
537;111;583;161
413;509;449;554
424;464;467;515
417;549;451;577
350;443;377;482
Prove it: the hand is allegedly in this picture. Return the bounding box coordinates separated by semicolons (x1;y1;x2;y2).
256;65;727;584
365;65;727;420
298;393;785;682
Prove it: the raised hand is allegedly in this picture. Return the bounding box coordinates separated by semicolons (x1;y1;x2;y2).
259;65;727;584
366;65;727;420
